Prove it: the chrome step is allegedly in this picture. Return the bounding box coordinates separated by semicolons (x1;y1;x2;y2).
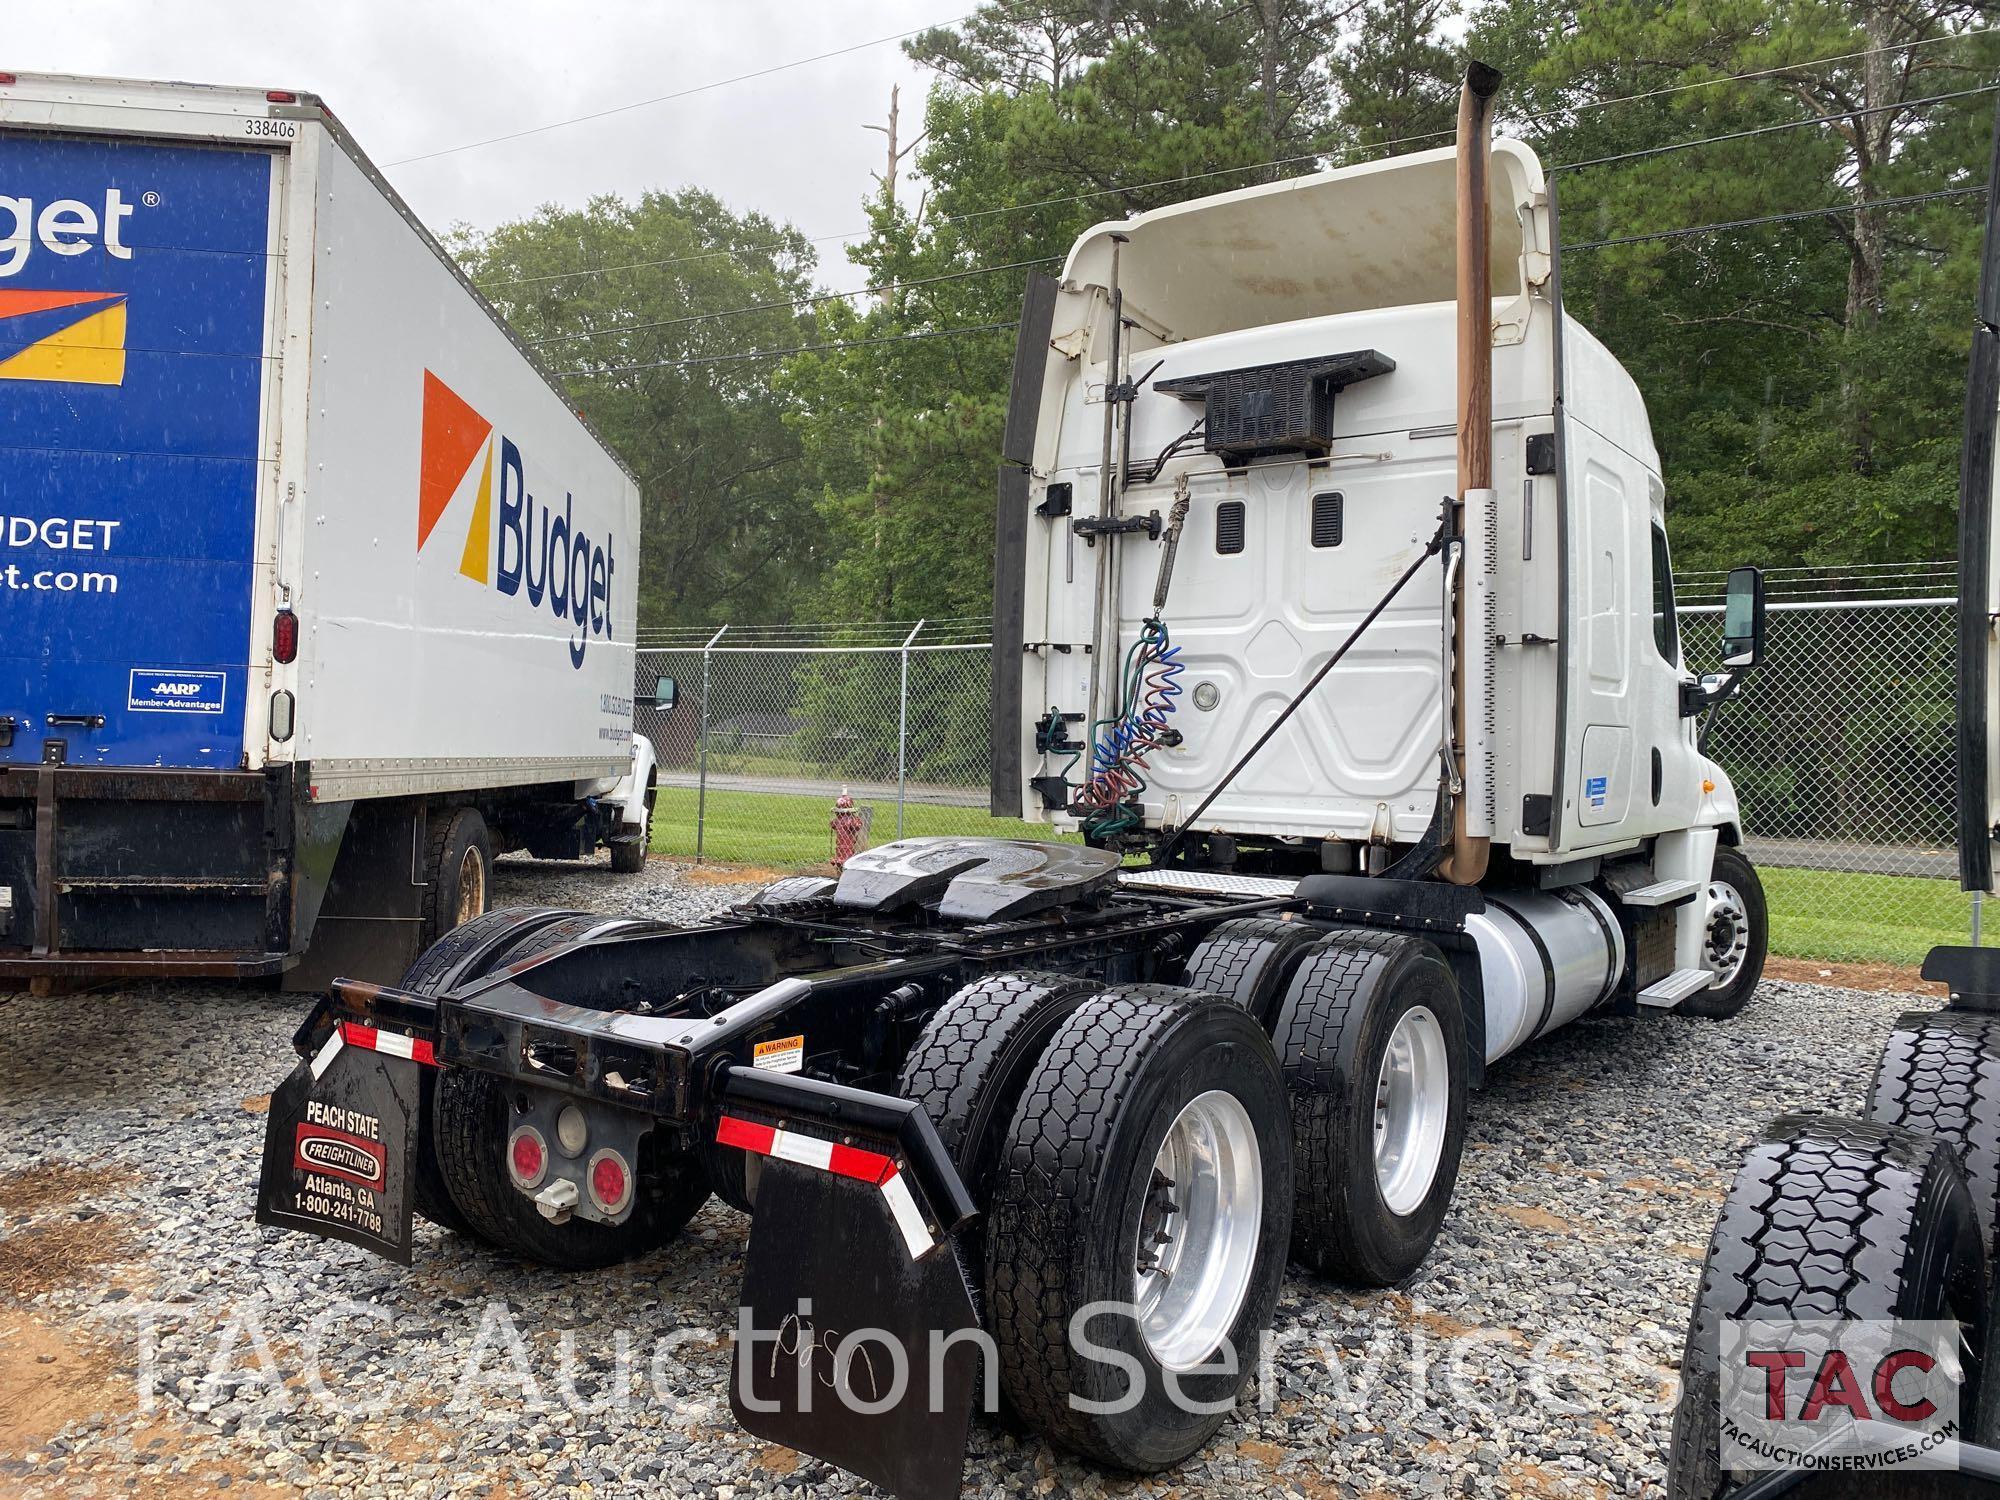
1119;869;1299;898
1616;878;1700;908
1638;967;1715;1008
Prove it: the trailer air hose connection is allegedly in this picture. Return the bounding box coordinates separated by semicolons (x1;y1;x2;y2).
1071;617;1184;840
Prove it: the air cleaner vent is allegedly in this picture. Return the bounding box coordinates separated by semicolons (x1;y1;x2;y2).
1311;492;1343;548
1215;501;1245;554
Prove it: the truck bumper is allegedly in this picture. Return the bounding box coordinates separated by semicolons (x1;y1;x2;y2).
0;950;291;980
259;976;984;1500
0;764;295;976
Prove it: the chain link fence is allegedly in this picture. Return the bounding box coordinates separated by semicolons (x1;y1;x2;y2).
636;565;1973;965
635;618;1017;869
1676;564;1967;966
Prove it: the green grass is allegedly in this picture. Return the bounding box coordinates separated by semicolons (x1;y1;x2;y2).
1759;866;1973;968
649;785;1063;868
649;789;1978;968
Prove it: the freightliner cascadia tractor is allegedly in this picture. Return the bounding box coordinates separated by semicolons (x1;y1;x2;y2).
257;66;1770;1500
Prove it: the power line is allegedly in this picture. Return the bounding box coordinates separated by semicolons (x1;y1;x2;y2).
473;25;1997;291
1563;185;1986;251
556;320;1018;377
508;34;1998;367
1555;82;2000;173
382;12;973;168
522;81;1999;354
1549;26;1993;123
526;256;1060;346
558;184;1990;377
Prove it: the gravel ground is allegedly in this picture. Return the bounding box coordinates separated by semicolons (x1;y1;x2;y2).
0;854;1931;1499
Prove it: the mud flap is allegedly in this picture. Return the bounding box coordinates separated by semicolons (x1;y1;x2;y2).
254;1030;419;1264
730;1158;981;1500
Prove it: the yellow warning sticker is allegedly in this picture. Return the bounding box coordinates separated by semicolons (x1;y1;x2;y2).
753;1034;805;1074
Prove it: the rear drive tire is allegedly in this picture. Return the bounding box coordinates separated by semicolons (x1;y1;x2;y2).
985;987;1293;1470
896;971;1100;1264
1867;1008;2000;1260
1677;845;1767;1020
421;806;494;949
1666;1114;1987;1500
1180;917;1324;1029
608;775;655;874
398;906;588;1238
1273;931;1466;1286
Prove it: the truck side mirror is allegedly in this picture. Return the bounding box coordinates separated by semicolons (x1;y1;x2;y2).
1721;566;1765;669
645;676;677;711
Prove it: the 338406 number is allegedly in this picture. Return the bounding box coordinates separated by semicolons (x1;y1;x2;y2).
245;117;298;139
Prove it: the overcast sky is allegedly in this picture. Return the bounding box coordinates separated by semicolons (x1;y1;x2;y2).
6;1;961;290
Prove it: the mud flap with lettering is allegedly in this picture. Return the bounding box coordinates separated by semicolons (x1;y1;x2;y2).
254;1030;419;1264
729;1158;981;1500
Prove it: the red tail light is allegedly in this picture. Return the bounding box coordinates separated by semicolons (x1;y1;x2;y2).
0;75;17;87
588;1149;632;1213
508;1128;548;1189
265;89;297;104
273;608;298;664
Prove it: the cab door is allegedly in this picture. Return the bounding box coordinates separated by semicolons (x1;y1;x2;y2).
1553;416;1641;848
1551;430;1705;850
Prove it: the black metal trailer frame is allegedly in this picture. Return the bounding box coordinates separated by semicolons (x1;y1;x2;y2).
256;839;1402;1499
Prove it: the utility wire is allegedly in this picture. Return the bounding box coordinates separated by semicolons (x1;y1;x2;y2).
527;256;1060;345
548;179;1984;376
1544;26;1994;123
1564;185;1986;251
475;26;1998;291
555;320;1018;377
382;13;973;168
554;179;1989;377
527;87;1997;350
1554;83;2000;173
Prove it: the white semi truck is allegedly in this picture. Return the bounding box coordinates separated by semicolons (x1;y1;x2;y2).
255;65;1767;1500
0;73;658;988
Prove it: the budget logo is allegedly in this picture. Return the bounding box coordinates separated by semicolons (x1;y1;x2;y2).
0;287;128;385
416;369;618;668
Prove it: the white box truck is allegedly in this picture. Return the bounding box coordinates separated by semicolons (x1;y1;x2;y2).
0;72;659;987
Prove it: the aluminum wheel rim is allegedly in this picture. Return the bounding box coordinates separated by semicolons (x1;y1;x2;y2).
456;846;487;925
1705;881;1750;989
1374;1005;1449;1217
1132;1089;1262;1373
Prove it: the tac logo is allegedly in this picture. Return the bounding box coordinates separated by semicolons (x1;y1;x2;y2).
416;370;618;669
1720;1318;1961;1474
0;287;128;384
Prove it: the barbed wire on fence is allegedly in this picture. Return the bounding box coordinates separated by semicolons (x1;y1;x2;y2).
635;616;993;651
1676;560;1959;604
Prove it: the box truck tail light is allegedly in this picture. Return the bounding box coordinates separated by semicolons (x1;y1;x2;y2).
270;690;295;742
265;89;297;103
0;75;17;87
273;608;298;663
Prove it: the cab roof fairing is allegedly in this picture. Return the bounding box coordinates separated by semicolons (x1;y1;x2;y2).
1055;138;1552;353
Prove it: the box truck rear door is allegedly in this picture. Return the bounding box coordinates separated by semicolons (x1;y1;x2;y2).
0;133;275;768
